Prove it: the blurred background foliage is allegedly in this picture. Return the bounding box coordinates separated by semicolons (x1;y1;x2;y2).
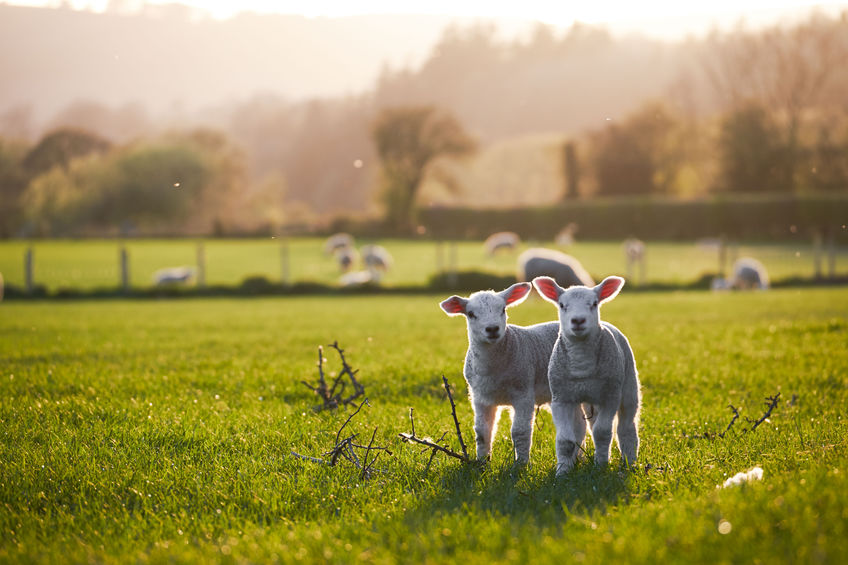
0;7;846;238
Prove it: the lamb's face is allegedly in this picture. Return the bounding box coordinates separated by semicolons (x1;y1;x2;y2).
439;282;532;345
464;292;509;343
556;286;601;341
533;275;625;342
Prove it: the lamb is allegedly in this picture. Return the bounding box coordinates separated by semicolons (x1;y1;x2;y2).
518;248;594;289
712;257;770;290
361;244;393;273
623;237;646;285
439;282;562;464
484;231;520;256
533;275;641;475
153;266;195;286
324;232;354;256
334;246;359;272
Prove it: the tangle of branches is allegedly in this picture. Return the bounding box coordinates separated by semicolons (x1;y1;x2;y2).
301;341;366;411
684;392;781;440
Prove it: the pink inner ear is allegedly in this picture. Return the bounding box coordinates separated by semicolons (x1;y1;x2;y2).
505;284;530;304
441;297;465;314
599;278;623;301
535;278;559;301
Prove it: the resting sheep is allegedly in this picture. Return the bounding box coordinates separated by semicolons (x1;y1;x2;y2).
518;248;594;289
712;257;770;290
484;231;520;256
440;282;561;464
533;275;641;475
153;266;195;286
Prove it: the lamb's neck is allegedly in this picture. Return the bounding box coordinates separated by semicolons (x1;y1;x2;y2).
470;327;516;370
559;332;601;377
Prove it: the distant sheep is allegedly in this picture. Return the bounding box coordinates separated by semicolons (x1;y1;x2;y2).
518;248;594;289
340;270;375;287
712;257;770;291
623;238;646;285
324;232;354;256
484;231;520;256
555;223;579;247
0;271;4;301
440;283;564;464
361;244;393;272
534;275;641;476
335;246;359;272
153;266;195;286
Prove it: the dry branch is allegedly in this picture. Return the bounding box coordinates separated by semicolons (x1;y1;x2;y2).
301;341;366;411
748;393;780;430
683;392;781;440
398;375;473;468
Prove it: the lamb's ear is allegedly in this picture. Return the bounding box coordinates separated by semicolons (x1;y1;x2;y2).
596;276;625;304
500;282;532;307
532;276;563;303
440;295;468;316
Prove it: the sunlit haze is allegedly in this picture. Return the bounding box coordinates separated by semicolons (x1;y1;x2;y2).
9;0;848;39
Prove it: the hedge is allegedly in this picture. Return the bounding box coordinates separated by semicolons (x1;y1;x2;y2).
417;193;848;241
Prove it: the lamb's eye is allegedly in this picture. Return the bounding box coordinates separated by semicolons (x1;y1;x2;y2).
592;300;599;308
560;303;567;311
467;311;476;319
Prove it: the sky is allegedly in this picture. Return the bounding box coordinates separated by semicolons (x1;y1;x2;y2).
8;0;848;39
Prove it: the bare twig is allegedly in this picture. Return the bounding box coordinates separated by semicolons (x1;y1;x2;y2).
718;404;741;438
749;393;780;430
301;341;366;411
442;375;469;461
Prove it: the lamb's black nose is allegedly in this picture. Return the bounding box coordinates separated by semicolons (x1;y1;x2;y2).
571;317;586;326
485;325;499;335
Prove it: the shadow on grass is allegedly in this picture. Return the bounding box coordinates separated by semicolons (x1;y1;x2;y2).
406;457;634;528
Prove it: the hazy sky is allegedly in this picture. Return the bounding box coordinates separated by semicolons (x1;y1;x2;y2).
10;1;848;39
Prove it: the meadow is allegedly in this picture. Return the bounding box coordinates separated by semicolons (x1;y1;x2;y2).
0;237;843;293
1;286;847;563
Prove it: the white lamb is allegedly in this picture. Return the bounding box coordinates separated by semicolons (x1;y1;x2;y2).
361;244;393;272
484;231;520;256
153;266;195;286
324;232;354;256
712;257;770;291
440;282;562;464
335;246;359;272
518;248;594;289
533;275;641;475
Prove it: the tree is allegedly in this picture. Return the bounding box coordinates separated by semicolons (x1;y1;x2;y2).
372;106;475;232
561;141;580;200
0;138;30;237
717;101;787;193
22;127;111;176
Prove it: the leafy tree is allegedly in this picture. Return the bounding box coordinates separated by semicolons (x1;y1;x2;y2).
22;127;111;176
0;138;30;237
373;106;475;232
717;102;787;193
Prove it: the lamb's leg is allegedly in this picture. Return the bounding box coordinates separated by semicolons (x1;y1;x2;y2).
591;405;617;467
616;399;640;467
473;402;498;461
510;399;535;464
551;401;582;476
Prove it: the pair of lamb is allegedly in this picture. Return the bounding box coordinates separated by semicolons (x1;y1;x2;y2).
440;276;641;475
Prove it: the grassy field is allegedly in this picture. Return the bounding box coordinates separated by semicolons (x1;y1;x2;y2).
0;237;844;292
1;287;847;563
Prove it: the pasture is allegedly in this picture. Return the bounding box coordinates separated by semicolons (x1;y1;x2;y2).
1;287;847;563
0;237;843;293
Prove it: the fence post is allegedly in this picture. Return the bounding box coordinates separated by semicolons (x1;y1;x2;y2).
448;241;458;287
196;241;206;288
813;229;823;279
280;238;290;285
119;245;130;293
24;246;33;294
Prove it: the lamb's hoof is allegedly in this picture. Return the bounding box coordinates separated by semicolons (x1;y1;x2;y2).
555;462;573;477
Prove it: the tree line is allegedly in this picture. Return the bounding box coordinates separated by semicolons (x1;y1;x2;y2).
1;12;847;237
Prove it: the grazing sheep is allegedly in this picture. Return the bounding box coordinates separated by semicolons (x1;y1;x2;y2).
484;231;520;256
324;232;354;256
623;237;646;285
518;248;594;289
340;270;375;287
555;222;579;247
533;275;641;475
361;244;393;272
712;257;770;290
335;246;359;272
440;282;564;464
153;266;195;286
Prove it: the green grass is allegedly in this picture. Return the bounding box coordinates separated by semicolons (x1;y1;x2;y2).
1;288;847;563
0;237;843;292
